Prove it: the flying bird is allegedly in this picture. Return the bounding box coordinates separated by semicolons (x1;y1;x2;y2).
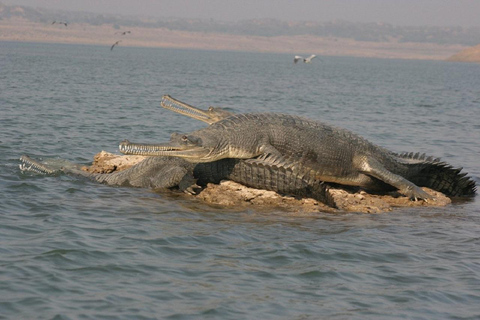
52;21;68;27
110;40;122;51
115;31;131;35
294;54;317;64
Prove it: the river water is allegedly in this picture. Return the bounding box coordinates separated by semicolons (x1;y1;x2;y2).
1;41;479;319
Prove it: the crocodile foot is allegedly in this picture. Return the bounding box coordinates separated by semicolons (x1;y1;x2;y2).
404;185;435;202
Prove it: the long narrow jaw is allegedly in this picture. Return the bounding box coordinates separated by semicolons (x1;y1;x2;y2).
161;95;215;124
19;155;57;174
118;140;211;161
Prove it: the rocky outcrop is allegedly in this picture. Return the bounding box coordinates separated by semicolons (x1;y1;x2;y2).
447;44;480;63
83;151;148;173
86;151;451;214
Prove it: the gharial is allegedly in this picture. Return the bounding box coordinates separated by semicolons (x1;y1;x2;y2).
19;153;334;206
119;98;476;200
19;97;336;207
20;95;476;208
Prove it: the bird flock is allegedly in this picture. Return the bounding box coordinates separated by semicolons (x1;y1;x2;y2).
51;20;320;60
51;20;131;52
111;30;131;50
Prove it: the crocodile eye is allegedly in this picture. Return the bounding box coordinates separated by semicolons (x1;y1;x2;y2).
181;135;188;141
208;106;214;111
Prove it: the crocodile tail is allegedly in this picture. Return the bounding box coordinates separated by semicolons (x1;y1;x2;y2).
396;151;440;163
306;180;337;208
220;157;337;208
412;162;476;197
397;153;476;197
262;155;337;208
254;160;337;208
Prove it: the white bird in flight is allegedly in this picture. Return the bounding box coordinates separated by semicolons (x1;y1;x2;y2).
294;54;317;64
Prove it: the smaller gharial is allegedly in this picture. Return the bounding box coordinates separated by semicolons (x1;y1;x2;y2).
19;154;335;206
120;96;476;201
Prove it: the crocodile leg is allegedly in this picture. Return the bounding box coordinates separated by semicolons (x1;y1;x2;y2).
357;156;433;200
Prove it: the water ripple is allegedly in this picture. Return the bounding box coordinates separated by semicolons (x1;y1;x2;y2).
1;42;480;319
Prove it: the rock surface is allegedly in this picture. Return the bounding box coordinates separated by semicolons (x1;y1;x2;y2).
83;151;148;173
86;151;451;213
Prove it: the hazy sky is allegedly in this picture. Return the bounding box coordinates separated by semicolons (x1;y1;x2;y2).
4;0;480;27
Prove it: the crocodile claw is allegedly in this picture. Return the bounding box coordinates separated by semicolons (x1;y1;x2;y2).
405;186;434;202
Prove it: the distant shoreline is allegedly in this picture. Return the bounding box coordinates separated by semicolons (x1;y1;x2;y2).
0;17;467;61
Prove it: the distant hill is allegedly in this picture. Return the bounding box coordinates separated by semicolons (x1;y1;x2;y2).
447;44;480;62
1;1;480;46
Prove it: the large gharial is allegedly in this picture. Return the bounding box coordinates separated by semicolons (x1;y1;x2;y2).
120;96;477;200
19;97;336;207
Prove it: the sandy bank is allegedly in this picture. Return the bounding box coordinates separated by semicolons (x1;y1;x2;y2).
0;17;466;60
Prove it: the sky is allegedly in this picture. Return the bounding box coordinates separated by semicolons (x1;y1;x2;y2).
4;0;480;27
